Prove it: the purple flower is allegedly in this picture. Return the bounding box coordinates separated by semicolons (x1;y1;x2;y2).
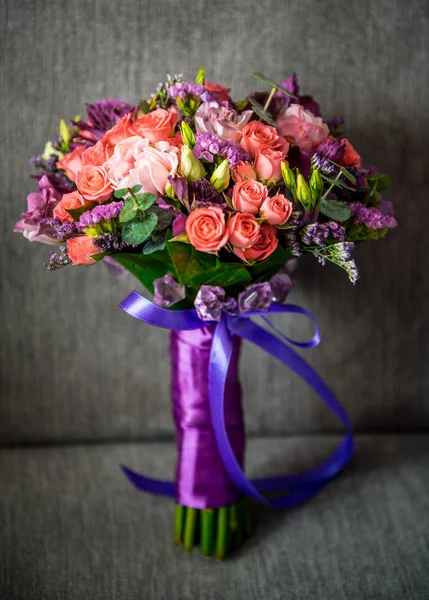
194;132;250;168
311;153;337;175
93;234;127;252
77;201;124;228
190;178;226;208
169;82;206;100
350;202;398;230
172;214;187;236
316;138;345;163
301;222;345;246
72;99;133;144
44;246;71;271
42;218;78;240
14;175;62;244
194;101;252;143
167;175;189;204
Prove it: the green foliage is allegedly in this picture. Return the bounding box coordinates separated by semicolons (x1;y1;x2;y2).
166;241;218;286
195;66;206;85
114;188;129;198
367;173;390;193
138;99;151;115
319;198;351;221
135;192;157;210
119;198;138;223
246;245;293;279
252;72;297;98
121;212;158;245
248;97;277;126
347;224;388;241
142;235;167;255
110;251;171;293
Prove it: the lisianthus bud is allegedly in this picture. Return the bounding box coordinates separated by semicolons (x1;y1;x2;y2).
165;182;175;199
296;173;313;209
59;118;71;147
42;140;64;161
281;162;296;192
180;145;206;181
210;159;230;192
180;121;196;149
309;169;323;201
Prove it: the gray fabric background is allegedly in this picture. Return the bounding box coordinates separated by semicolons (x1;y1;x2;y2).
1;0;428;443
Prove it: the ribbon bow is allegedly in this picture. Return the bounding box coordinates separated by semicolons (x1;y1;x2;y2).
120;291;354;508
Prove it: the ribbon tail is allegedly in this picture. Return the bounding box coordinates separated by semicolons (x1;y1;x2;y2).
120;465;175;497
209;317;354;508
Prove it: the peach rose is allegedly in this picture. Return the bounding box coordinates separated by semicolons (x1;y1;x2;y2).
204;81;231;102
254;147;286;182
185;207;228;252
56;146;85;181
227;212;260;248
102;112;135;147
53;191;86;223
67;236;102;266
339;138;362;168
260;194;293;225
239;121;289;159
276;104;329;153
232;161;257;182
232;179;268;214
131;107;178;144
81;141;114;166
234;224;278;263
76;165;113;202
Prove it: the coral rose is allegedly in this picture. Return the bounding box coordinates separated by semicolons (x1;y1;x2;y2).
232;161;257;182
227;212;260;248
67;236;102;265
185;207;228;252
204;81;231;102
260;194;293;225
76;165;113;202
81;141;114;166
234;223;278;263
254;147;286;182
276;104;329;153
339;138;362;168
53;191;86;223
131;107;178;144
56;146;85;181
102;113;135;147
232;179;268;214
239;121;289;159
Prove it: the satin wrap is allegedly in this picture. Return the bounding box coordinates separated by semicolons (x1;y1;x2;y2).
170;327;245;509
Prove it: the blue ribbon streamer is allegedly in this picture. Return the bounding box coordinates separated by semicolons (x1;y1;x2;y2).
119;291;354;508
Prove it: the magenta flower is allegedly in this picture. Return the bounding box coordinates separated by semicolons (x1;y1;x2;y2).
14;175;62;244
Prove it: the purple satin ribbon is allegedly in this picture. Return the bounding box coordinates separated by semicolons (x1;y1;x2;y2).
120;291;354;509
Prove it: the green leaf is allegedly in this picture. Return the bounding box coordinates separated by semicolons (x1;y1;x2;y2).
319;198;351;222
121;212;158;245
166;241;218;286
339;166;356;185
139;100;151;115
192;263;251;289
320;174;355;192
246;245;294;279
195;66;206;85
135;192;157;210
132;184;143;194
119;197;138;223
114;188;129;199
234;99;249;111
65;201;97;221
367;173;390;193
148;204;173;233
248;97;277;126
222;193;234;210
252;72;298;98
110;251;171;293
142;236;167;255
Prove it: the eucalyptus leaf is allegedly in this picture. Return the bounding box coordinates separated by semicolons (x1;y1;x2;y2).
135;192;157;210
119;198;138;223
132;184;143;194
65;201;97;221
367;173;390;193
121;212;158;245
339;167;356;185
114;188;129;199
142;236;167;255
320;174;355;192
252;72;298;98
319;198;351;221
248;97;277;126
148;204;173;233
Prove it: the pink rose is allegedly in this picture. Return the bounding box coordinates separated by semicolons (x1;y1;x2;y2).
204;81;231;102
232;161;257;182
254;147;285;182
185;207;228;252
239;121;289;159
53;191;86;223
194;101;252;143
76;165;113;202
232;179;268;214
104;136;145;185
131;107;179;144
234;224;278;263
102;113;135;147
67;236;102;266
115;140;179;195
260;194;293;225
276;104;329;153
56;146;85;181
81;141;114;166
339;138;362;168
227;212;260;248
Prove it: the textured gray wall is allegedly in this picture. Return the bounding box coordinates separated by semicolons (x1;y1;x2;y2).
1;0;428;444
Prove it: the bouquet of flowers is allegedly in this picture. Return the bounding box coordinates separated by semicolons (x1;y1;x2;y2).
14;69;396;559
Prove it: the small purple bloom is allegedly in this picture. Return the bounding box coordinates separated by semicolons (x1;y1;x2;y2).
77;201;124;228
191;178;226;208
194;286;225;321
93;234;127;251
169;82;205;100
194;132;250;168
154;274;186;308
350;202;398;230
238;283;273;313
44;246;71;271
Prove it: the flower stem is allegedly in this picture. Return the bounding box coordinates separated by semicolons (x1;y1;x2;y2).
200;509;215;557
322;170;342;199
215;507;229;560
263;87;276;113
184;507;197;553
174;504;185;545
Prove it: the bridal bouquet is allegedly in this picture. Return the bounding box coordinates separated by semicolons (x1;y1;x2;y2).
14;69;396;559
